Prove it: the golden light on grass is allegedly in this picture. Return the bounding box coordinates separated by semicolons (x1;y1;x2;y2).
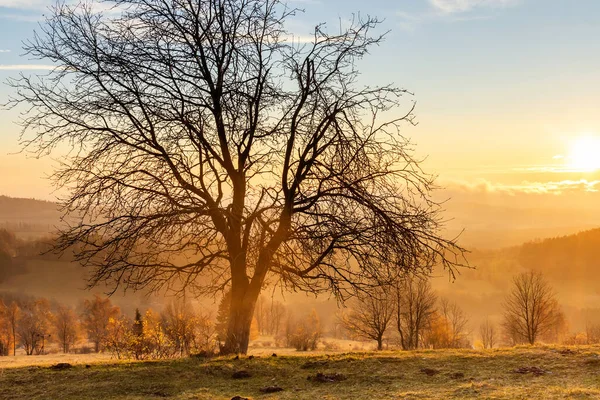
567;135;600;171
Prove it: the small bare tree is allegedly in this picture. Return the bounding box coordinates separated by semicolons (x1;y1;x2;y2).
17;299;53;355
341;287;394;350
0;300;11;356
54;304;80;353
81;295;121;352
284;309;321;351
586;323;600;344
395;277;437;350
479;318;496;349
160;300;200;357
439;298;470;348
254;296;267;335
6;302;19;356
267;300;286;337
502;271;561;345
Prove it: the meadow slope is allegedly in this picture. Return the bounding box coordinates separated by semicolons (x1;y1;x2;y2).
1;346;600;399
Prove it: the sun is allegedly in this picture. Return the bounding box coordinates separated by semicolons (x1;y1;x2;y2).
567;135;600;171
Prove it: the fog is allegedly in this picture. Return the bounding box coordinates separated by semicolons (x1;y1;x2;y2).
2;192;599;350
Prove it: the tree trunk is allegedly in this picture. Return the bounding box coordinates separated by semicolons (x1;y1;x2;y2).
220;284;261;355
377;337;383;351
415;326;419;349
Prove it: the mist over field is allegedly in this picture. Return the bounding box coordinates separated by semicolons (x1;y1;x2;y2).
2;193;599;346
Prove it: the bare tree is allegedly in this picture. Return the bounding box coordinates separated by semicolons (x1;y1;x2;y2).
190;312;217;354
341;287;394;350
254;294;286;337
439;298;470;348
6;302;19;356
81;295;120;352
254;296;267;335
17;299;53;355
539;308;568;343
54;304;80;353
284;309;321;351
10;0;464;354
160;300;203;356
479;318;496;349
266;299;286;337
0;300;11;356
502;271;561;345
586;323;600;344
395;277;437;350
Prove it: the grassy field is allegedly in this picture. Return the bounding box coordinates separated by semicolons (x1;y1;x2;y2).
1;346;600;399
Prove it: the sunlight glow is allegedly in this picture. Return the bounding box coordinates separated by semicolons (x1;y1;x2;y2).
567;135;600;172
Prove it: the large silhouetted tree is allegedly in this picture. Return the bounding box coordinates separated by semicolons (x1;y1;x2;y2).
10;0;464;354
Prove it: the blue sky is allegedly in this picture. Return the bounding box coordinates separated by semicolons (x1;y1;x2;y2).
0;0;599;199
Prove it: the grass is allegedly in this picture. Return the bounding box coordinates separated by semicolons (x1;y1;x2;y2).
1;346;600;399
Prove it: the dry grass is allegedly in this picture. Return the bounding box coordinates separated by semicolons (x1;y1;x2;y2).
0;352;113;369
1;345;600;399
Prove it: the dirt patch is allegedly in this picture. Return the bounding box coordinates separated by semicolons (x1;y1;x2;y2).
448;372;465;379
231;370;251;379
231;396;249;400
420;368;440;376
584;358;600;366
453;381;496;396
301;360;329;369
559;349;578;356
259;386;284;393
190;350;214;359
512;366;549;376
307;372;347;383
49;363;73;370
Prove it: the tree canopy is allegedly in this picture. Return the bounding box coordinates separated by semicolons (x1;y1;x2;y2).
9;0;464;353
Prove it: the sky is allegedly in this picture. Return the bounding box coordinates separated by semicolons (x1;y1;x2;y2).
0;0;599;240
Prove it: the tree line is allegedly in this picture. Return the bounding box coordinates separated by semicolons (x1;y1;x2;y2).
0;291;324;358
0;294;215;359
338;270;599;350
338;277;471;351
2;270;599;358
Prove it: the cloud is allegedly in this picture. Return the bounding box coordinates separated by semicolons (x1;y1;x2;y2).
0;0;49;10
0;50;10;53
429;0;517;14
0;64;57;70
0;0;123;19
397;0;516;31
283;34;316;44
445;178;600;195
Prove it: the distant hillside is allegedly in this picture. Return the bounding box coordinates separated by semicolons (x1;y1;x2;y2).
0;193;599;334
459;228;600;285
0;195;62;238
432;227;600;333
518;228;600;281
